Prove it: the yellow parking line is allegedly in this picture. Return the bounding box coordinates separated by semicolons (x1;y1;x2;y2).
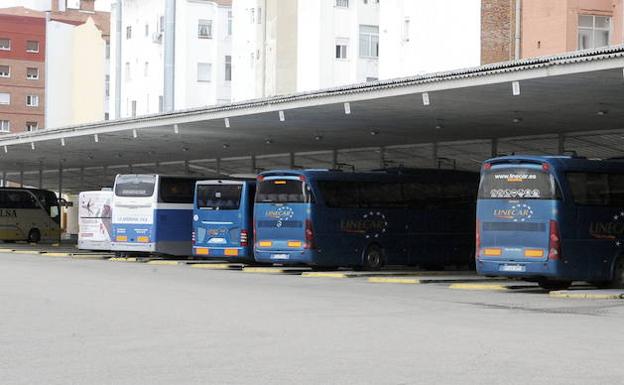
368;277;422;284
191;263;242;270
301;272;350;278
549;291;624;300
12;250;44;254
146;260;181;266
242;267;306;274
0;248;15;252
449;283;509;291
109;257;139;262
43;252;72;257
72;254;111;260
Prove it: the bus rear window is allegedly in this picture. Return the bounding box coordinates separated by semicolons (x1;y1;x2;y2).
115;175;156;197
479;168;558;199
196;184;242;210
256;179;312;203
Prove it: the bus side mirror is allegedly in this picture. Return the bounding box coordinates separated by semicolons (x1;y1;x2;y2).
59;198;73;207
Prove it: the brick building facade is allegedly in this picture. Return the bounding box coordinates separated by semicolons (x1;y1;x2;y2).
482;0;624;65
0;8;46;133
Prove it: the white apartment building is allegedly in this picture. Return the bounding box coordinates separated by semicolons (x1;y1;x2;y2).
232;0;380;102
379;0;481;79
109;0;232;119
2;0;112;12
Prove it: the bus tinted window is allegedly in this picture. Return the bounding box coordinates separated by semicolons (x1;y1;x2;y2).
318;181;359;208
115;175;156;197
160;178;197;203
478;169;557;199
256;179;312;203
196;184;242;210
0;191;38;209
566;172;624;206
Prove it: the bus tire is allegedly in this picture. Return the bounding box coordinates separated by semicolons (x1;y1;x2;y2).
360;244;384;271
27;228;41;243
538;280;571;291
609;256;624;289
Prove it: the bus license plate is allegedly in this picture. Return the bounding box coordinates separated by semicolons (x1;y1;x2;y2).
500;264;526;272
272;254;290;260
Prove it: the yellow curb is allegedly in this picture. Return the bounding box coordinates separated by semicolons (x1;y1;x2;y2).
109;257;139;262
12;250;44;254
242;267;305;274
368;277;422;284
191;263;241;270
0;248;15;252
71;254;111;260
549;291;624;300
449;283;509;291
301;272;350;279
51;243;60;247
146;260;181;266
43;252;72;257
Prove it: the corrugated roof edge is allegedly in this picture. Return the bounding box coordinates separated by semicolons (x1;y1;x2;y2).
4;44;624;142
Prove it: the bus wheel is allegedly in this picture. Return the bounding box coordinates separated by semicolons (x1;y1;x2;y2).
361;245;384;271
538;280;571;291
609;257;624;289
27;228;41;243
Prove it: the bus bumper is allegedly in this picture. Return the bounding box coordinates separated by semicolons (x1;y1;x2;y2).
192;246;252;260
111;242;156;253
477;259;563;279
254;248;318;265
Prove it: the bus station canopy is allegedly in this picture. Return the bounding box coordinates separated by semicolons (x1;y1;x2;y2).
2;46;624;193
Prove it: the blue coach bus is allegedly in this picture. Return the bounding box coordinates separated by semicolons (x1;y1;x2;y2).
111;174;200;257
476;155;624;290
192;179;256;261
254;169;479;269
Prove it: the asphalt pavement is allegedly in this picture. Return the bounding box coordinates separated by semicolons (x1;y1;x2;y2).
1;253;623;385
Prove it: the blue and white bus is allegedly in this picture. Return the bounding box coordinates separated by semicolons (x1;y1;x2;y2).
192;179;256;261
111;174;199;257
254;169;479;269
476;155;624;290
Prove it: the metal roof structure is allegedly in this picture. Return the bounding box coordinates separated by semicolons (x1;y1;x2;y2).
2;45;624;193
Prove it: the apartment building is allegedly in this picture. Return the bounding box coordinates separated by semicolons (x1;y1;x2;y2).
232;0;379;101
109;0;232;119
0;7;46;134
482;0;624;64
379;0;481;78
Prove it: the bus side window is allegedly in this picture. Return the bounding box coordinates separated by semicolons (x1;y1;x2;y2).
608;174;624;207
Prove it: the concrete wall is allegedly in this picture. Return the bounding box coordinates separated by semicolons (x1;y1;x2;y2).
72;18;105;125
381;0;480;78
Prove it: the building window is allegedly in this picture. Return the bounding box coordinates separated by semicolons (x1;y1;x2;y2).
159;16;165;32
105;75;110;97
26;95;39;107
335;39;348;59
0;120;10;132
359;25;379;58
126;26;132;39
257;7;262;24
336;0;349;7
0;38;10;51
198;20;213;39
26;67;39;80
144;61;149;77
0;65;9;78
250;8;255;24
402;18;410;42
125;62;131;81
197;63;212;82
145;24;149;37
158;95;164;113
0;92;10;105
228;11;233;35
578;15;611;50
225;55;232;81
26;122;38;131
26;41;39;53
106;41;110;59
131;100;137;117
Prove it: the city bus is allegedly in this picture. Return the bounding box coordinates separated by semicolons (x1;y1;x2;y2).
0;188;60;243
476;155;624;290
78;190;113;251
111;174;200;257
192;179;256;261
254;169;479;269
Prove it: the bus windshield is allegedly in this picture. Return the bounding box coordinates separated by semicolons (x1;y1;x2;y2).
196;184;242;210
115;175;156;197
255;179;312;203
479;168;558;199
